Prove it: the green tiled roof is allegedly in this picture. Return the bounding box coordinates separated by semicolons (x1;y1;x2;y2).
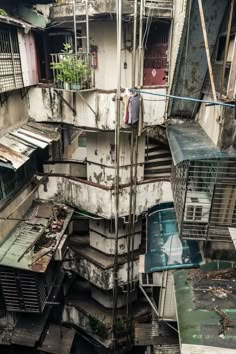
174;262;236;350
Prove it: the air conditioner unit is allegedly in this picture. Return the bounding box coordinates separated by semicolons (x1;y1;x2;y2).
184;191;211;223
54;234;68;261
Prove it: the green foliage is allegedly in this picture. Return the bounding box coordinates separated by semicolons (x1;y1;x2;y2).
88;315;108;339
51;43;91;86
0;9;7;16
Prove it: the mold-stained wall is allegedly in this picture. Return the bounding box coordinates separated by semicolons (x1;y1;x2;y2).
89;218;142;255
86;131;145;186
76;256;139;290
37;175;172;218
28;87;166;129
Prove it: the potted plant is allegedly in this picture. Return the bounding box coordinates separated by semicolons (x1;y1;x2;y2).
51;43;91;90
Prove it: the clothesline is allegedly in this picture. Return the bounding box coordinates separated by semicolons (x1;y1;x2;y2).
129;88;236;108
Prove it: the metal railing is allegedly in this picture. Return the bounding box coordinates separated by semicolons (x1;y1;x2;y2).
171;159;236;242
51;52;94;91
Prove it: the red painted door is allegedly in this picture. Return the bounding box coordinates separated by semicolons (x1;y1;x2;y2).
143;22;169;86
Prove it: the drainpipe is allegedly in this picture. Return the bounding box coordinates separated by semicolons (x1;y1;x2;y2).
112;0;122;346
132;0;138;87
137;0;144;87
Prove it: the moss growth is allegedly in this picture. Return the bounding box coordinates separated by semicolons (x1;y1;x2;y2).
89;315;108;339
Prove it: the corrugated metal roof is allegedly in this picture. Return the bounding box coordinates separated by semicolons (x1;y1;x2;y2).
0;201;73;272
174;262;236;351
0;122;60;169
167;123;236;165
0;15;37;31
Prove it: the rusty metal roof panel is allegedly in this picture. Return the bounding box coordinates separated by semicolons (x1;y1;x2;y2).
0;142;29;169
0;201;74;272
0;122;60;169
25;122;60;141
0;14;37;30
0;134;35;156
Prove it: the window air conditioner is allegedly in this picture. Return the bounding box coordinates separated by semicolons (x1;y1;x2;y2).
184;191;211;223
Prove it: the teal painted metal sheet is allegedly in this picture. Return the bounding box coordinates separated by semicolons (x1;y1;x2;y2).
144;202;202;273
167;123;236;165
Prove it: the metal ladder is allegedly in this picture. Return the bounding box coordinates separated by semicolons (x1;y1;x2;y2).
72;0;90;55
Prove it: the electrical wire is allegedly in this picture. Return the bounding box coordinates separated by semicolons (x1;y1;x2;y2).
130;88;236;108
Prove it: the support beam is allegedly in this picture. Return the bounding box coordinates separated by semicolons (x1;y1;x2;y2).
220;0;234;97
197;0;217;102
54;89;76;115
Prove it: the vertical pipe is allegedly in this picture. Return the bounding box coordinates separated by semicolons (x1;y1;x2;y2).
126;129;134;318
132;0;138;87
220;0;234;97
73;0;77;55
112;0;122;344
86;0;90;54
197;0;217;102
130;133;139;289
138;0;144;87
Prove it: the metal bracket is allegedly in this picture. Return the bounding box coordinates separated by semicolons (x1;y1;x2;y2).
77;91;97;117
54;89;76;116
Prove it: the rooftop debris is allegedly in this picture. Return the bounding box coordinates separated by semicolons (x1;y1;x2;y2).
0;201;73;272
187;267;236;282
215;306;234;336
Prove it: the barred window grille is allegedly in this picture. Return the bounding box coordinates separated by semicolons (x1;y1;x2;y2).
0;157;36;206
0;27;24;93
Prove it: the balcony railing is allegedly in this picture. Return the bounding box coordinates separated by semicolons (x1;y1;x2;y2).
51;52;94;91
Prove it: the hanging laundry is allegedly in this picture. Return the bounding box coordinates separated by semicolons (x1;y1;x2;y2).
129;93;140;124
122;94;130;124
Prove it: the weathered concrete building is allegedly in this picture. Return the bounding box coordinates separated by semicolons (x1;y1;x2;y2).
0;0;235;353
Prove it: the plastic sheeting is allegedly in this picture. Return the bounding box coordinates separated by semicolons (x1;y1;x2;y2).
144;202;202;273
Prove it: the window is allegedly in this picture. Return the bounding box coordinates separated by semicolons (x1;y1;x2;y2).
0;156;36;206
0;27;23;92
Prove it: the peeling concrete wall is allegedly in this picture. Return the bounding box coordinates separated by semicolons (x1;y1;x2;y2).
89;232;141;255
37;175;172;218
89;218;142;255
0;91;28;137
50;0;173;21
76;256;139;290
43;162;87;178
28;87;166;129
87;132;145;186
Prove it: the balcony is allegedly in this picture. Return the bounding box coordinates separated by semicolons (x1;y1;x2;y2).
50;0;173;19
28;87;167;129
37;175;172;219
51;49;95;91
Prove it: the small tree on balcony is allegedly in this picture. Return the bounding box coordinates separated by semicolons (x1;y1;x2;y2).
51;43;91;90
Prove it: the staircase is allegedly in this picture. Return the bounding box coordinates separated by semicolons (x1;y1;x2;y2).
144;138;172;180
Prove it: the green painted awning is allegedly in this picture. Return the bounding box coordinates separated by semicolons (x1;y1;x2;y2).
167;123;236;165
174;262;236;351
